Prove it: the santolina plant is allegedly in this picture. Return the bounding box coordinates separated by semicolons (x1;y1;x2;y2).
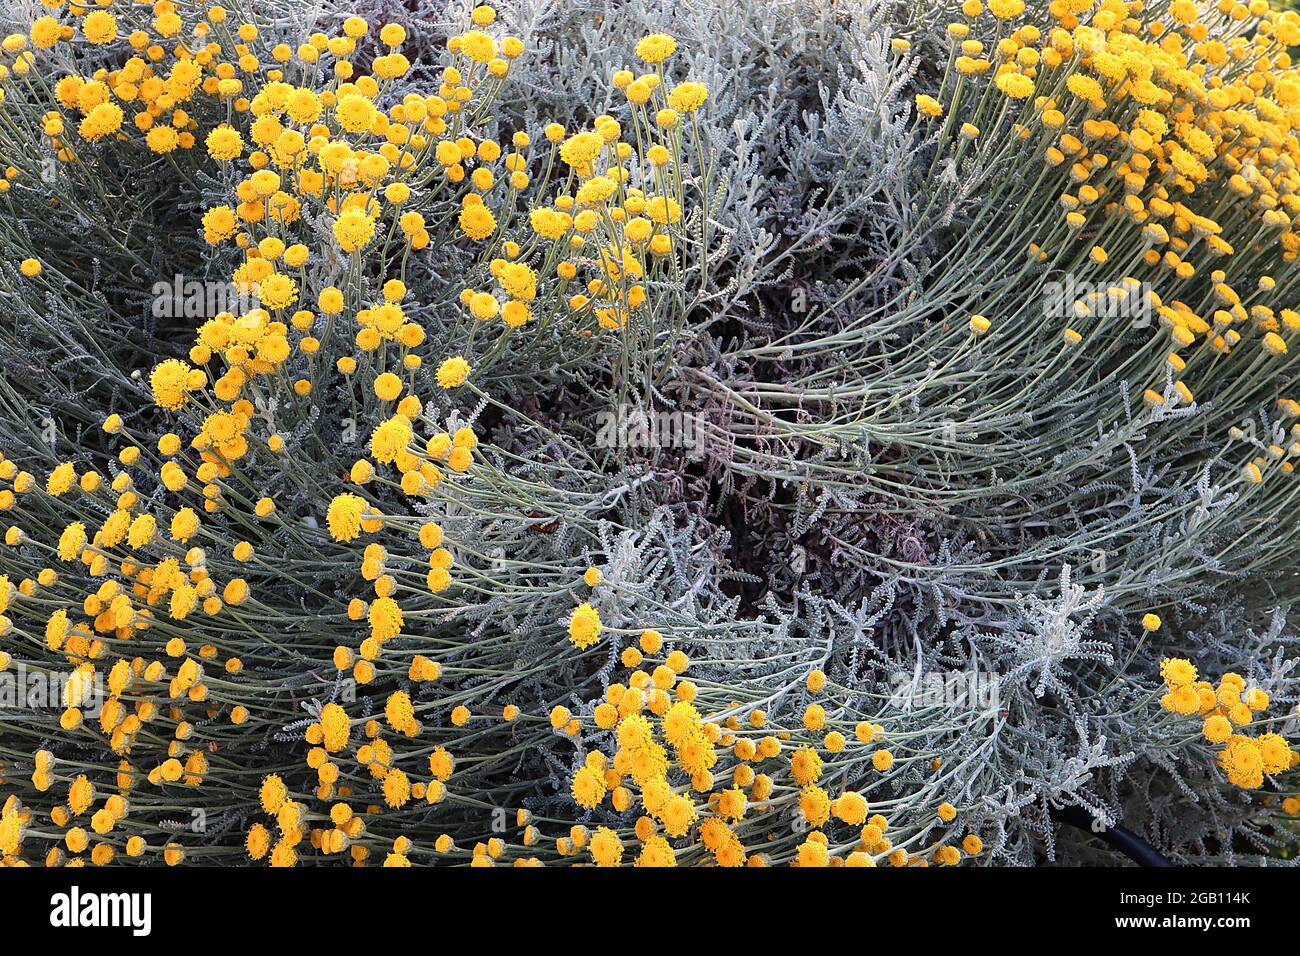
0;0;1296;868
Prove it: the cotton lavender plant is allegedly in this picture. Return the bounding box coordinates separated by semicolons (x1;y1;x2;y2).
0;0;1295;869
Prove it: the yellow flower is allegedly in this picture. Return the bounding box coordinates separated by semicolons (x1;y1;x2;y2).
383;768;411;808
1066;74;1103;103
459;202;496;240
1159;657;1197;688
661;793;697;836
82;10;117;44
1203;714;1232;744
146;126;180;154
79;102;124;140
369;416;413;464
791;746;823;786
333;208;376;253
833;791;868;825
202;205;238;245
373;372;402;402
30;16;60;49
995;72;1034;99
369;596;403;641
668;82;709;113
335;93;377;133
461;30;497;63
260;774;287;814
1219;735;1264;789
258;273;298;311
646;195;681;225
57;522;86;561
320;702;351;752
637;835;676;867
559;130;603;169
1245;687;1269;712
436;356;471;389
635;33;677;64
246;823;270;860
802;702;826;731
326;493;366;542
987;0;1023;18
1258;734;1292;775
796;836;828;867
46;462;75;496
569;602;603;648
285;89;322;124
915;94;943;118
589;826;623;866
571;765;606;807
1160;684;1201;716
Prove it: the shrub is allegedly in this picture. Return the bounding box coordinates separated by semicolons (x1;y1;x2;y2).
0;0;1297;868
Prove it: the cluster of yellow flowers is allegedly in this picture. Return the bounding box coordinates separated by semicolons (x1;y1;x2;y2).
907;0;1300;463
1159;656;1296;789
894;0;1300;832
4;0;1296;870
0;0;728;867
558;651;987;867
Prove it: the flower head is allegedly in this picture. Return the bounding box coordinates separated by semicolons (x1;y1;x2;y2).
436;356;471;389
635;33;677;64
568;602;603;649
